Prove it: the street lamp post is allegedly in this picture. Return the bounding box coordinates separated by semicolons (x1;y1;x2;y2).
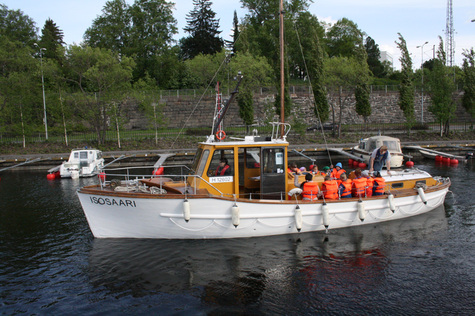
416;41;428;124
34;43;48;140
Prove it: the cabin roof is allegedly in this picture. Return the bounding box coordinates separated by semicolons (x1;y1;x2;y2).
200;136;289;148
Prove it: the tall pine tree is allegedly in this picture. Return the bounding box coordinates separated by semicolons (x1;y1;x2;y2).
396;33;415;132
39;18;64;61
180;0;223;60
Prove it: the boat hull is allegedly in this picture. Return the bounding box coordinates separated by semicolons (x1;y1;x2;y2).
77;185;449;239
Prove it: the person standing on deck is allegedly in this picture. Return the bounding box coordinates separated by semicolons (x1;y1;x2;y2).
369;145;391;174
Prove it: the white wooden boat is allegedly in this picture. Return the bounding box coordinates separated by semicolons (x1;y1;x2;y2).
352;135;405;168
60;148;104;179
77;120;450;239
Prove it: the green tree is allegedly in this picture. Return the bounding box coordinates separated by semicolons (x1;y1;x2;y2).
0;36;38;138
291;11;329;126
231;52;273;128
225;10;240;55
395;33;415;132
84;0;132;56
354;44;371;128
461;48;475;119
0;4;37;45
426;37;457;136
85;0;177;83
365;36;385;78
180;0;224;60
325;18;364;59
39;18;65;61
63;45;135;144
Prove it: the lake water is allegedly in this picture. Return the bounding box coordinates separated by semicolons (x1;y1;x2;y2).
1;161;474;315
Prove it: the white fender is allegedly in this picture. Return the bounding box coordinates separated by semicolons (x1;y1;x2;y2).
417;187;427;204
71;170;79;179
294;205;302;231
321;203;329;228
232;204;240;227
183;199;191;222
388;194;396;213
357;200;366;221
288;188;302;197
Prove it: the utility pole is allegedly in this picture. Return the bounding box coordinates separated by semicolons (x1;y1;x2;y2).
34;43;48;140
416;41;428;123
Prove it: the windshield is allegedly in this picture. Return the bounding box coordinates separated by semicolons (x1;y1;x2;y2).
383;140;400;151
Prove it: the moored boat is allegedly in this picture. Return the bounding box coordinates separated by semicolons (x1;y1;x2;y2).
352;135;405;168
76;1;450;239
77;120;450;239
60;148;104;179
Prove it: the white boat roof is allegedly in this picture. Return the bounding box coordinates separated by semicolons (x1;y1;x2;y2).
200;135;289;147
362;135;400;142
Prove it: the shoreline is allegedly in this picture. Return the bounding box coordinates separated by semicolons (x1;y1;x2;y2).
1;140;474;171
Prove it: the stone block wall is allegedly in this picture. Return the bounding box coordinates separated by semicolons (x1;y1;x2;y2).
124;89;467;130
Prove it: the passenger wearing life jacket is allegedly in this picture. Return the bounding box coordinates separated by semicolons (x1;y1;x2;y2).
321;166;331;177
372;171;386;196
288;162;301;175
215;158;231;176
294;173;320;200
338;173;353;198
322;175;339;200
364;170;375;197
309;164;326;177
330;162;346;180
351;168;367;198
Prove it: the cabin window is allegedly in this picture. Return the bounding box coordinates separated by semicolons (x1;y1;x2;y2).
80;151;88;159
245;148;261;168
368;140;377;152
190;148;209;176
74;152;79;159
262;148;285;174
391;182;404;189
383;140;400;151
416;180;426;185
208;149;234;177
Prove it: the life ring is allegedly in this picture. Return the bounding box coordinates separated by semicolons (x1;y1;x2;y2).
216;130;226;140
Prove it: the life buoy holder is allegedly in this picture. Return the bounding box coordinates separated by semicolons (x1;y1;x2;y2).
216;130;226;140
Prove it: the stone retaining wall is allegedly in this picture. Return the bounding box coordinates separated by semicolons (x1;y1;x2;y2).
125;90;467;129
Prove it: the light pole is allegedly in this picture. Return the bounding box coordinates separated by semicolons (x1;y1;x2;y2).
416;41;428;124
34;43;48;140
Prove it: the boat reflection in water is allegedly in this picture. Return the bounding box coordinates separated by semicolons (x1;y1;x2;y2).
88;206;447;309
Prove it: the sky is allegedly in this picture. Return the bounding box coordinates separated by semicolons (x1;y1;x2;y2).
2;0;474;70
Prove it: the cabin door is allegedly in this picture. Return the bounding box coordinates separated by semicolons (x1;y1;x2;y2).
260;147;286;199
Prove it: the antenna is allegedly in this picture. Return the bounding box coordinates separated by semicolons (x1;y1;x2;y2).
445;0;455;66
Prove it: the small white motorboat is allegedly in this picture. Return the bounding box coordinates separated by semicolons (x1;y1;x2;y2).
352;135;405;168
60;148;104;179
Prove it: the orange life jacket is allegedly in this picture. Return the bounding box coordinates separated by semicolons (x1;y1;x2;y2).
373;178;386;195
302;181;319;200
331;168;346;179
352;177;367;198
366;177;375;197
339;179;353;198
322;180;339;200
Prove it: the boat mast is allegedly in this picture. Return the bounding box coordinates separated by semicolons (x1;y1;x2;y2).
279;0;285;137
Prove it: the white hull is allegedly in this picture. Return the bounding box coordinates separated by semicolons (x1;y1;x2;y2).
77;186;449;239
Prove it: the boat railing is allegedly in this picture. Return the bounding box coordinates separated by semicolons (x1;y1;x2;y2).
99;165;226;196
270;122;291;140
